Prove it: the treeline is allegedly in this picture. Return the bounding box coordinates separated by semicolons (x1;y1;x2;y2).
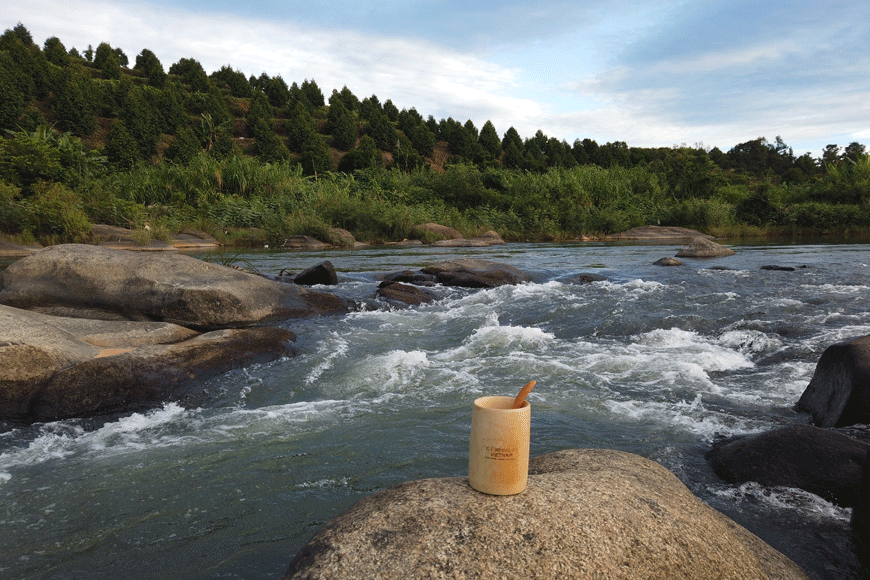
1;22;869;247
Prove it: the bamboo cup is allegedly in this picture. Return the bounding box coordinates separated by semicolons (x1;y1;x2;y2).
468;395;531;495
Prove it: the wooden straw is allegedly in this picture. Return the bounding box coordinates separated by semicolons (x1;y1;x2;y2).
513;380;536;408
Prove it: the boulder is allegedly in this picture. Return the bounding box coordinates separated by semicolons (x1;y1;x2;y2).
676;237;736;258
283;449;808;580
606;225;713;242
410;222;463;242
376;281;435;307
422;259;528;288
0;240;41;258
293;261;338;286
473;229;506;245
562;272;608;285
283;235;330;250
797;334;870;427
381;270;438;286
430;230;506;247
654;257;683;266
760;265;797;272
0;244;348;329
327;228;356;247
852;449;870;561
705;424;868;506
0;304;295;421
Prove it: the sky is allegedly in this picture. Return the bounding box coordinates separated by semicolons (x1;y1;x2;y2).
6;0;870;157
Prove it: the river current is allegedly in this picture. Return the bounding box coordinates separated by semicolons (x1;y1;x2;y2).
1;241;869;579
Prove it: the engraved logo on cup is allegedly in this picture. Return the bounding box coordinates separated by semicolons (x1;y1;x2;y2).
484;442;517;461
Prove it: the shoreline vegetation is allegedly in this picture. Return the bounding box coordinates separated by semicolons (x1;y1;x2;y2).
1;23;869;251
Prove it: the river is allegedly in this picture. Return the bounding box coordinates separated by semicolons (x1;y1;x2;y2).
1;241;868;579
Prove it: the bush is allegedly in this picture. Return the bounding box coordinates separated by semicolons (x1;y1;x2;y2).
24;181;92;243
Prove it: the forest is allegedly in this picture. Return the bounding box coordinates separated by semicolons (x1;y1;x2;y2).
1;22;869;248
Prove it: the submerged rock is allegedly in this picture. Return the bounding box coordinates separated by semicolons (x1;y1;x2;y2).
376;281;435;307
798;334;870;427
0;244;348;329
706;424;867;507
283;449;808;580
676;237;736;258
654;257;683;266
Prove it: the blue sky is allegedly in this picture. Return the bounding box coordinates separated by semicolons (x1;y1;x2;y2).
7;0;869;157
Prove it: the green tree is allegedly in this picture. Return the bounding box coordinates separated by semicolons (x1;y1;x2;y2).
245;91;273;135
51;65;96;136
299;132;334;176
164;126;202;164
0;51;27;129
365;107;397;152
0;25;50;100
383;99;399;122
478;120;501;158
154;80;188;134
134;48;166;87
169;57;210;92
501;126;523;152
325;97;357;150
94;42;121;79
119;84;161;158
210;65;252;98
338;135;381;172
114;47;128;67
104;120;141;169
286;102;319;152
337;85;359;112
43;36;69;67
0;129;63;191
301;78;324;107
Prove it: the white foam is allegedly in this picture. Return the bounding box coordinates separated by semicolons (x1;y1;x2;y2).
604;397;765;441
708;481;852;522
303;332;349;386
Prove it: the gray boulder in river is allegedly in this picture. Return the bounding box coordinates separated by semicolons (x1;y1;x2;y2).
421;258;529;288
0;304;295;421
282;449;808;580
706;424;867;507
797;334;870;427
0;244;348;329
675;237;736;258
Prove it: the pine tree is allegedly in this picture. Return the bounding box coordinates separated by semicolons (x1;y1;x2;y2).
326;98;357;151
104;120;140;169
134;49;166;87
479;120;501;158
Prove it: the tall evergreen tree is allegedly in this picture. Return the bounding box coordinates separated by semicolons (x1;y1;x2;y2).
94;42;121;79
365;107;397;153
104;120;140;169
169;57;210;92
337;85;359;112
326;97;357;151
210;65;252;98
478;120;501;158
501;126;523;151
286;102;318;152
43;36;69;67
134;49;166;87
300;78;324;107
52;65;96;136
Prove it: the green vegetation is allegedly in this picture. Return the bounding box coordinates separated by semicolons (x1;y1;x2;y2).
1;22;869;248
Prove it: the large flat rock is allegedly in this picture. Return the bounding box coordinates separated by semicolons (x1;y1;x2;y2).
0;304;295;421
283;449;808;580
0;244;348;329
